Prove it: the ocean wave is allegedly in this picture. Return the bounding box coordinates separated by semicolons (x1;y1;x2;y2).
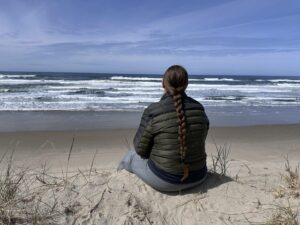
205;96;245;101
0;78;52;85
268;79;300;83
66;88;106;96
111;76;242;82
203;78;239;82
111;76;161;81
188;84;292;93
0;89;10;93
0;74;36;79
1;96;300;111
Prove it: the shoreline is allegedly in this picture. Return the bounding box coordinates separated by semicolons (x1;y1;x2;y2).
1;107;300;132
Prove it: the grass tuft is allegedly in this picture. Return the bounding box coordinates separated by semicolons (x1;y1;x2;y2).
0;152;60;225
275;155;300;199
65;136;75;184
210;141;231;176
265;203;299;225
283;155;300;191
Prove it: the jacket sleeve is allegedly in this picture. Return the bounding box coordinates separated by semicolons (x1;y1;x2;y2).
206;113;210;130
133;108;153;159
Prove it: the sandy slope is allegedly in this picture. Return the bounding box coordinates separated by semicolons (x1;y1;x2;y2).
30;158;299;225
1;125;299;224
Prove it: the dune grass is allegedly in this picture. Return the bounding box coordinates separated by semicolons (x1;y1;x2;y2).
0;153;60;225
266;156;300;225
274;155;300;199
210;141;231;176
283;155;300;191
265;203;299;225
0;136;110;225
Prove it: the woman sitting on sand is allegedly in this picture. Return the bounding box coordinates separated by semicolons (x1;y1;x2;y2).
118;65;209;192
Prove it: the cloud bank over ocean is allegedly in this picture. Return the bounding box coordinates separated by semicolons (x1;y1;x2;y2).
0;0;300;75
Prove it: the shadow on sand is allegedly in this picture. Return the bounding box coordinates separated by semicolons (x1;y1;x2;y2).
164;172;234;196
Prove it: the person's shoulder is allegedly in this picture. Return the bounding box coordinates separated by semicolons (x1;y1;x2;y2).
145;101;163;116
142;101;160;117
145;101;159;112
185;95;205;110
145;94;174;117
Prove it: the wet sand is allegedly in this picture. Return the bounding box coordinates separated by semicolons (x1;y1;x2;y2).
1;124;299;171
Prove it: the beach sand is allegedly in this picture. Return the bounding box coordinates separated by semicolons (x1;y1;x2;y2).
0;124;299;224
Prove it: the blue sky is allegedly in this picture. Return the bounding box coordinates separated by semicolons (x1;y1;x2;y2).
0;0;300;76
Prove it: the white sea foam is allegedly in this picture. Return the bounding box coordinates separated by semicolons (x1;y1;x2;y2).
111;76;161;81
111;76;240;82
0;79;54;85
269;79;300;83
204;78;219;81
203;78;238;82
0;74;37;79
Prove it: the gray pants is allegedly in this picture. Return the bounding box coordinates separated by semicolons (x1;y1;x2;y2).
118;150;207;192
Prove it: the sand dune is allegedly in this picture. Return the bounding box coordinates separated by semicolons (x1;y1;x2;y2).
0;125;299;224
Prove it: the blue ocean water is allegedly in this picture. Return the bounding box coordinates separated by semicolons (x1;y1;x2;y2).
0;71;300;128
0;71;300;112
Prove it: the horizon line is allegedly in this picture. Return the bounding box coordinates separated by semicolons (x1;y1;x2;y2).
1;70;300;78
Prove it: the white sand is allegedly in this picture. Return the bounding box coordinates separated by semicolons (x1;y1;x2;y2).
26;158;299;225
0;125;299;224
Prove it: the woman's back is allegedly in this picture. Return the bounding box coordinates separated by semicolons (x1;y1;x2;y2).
134;92;209;175
119;65;209;191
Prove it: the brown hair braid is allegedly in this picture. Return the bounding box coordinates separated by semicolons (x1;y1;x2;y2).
163;65;189;181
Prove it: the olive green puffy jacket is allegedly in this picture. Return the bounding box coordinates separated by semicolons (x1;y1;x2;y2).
133;92;209;175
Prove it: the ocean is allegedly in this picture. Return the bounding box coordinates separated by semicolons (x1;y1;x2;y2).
0;71;300;129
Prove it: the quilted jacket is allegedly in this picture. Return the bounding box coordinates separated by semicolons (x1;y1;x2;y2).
133;92;209;175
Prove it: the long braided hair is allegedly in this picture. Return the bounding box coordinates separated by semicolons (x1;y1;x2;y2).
163;65;189;181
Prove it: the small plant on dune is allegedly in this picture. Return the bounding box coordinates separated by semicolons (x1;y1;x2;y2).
273;155;300;199
283;155;300;191
210;141;231;176
0;152;25;203
64;136;75;185
88;149;98;180
264;203;299;225
0;160;26;224
273;187;286;199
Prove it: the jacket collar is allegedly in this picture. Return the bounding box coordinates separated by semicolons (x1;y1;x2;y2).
160;92;187;100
